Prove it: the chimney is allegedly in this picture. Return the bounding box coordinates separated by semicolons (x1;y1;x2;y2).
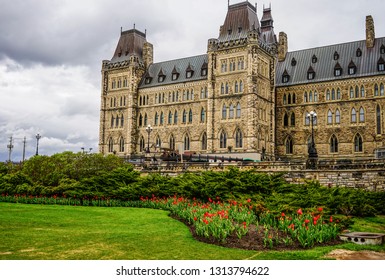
366;15;375;48
278;32;288;62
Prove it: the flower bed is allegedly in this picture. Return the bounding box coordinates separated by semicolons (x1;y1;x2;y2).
1;193;345;249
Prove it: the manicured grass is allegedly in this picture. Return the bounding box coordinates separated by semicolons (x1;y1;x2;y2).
0;203;384;260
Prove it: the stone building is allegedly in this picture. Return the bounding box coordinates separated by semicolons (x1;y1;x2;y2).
99;1;385;161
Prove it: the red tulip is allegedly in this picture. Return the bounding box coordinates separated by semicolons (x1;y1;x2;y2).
329;216;333;223
318;207;323;212
297;208;303;215
281;212;285;217
304;219;310;224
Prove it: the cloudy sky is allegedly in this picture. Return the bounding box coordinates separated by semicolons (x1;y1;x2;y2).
1;0;385;161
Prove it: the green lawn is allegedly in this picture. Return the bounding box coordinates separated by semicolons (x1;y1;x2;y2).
0;203;384;260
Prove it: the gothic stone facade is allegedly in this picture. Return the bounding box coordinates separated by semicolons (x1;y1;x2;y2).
99;2;385;161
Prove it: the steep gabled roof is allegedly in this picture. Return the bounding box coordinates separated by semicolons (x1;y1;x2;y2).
276;37;385;86
139;54;208;88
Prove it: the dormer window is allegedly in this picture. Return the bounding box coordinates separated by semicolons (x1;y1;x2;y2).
171;66;180;81
334;51;339;60
378;57;385;72
381;45;385;54
201;61;208;76
348;60;357;75
307;66;315;80
186;63;194;78
158;68;166;83
144;73;152;85
312;55;318;63
291;58;297;66
334;62;342;77
356;48;362;57
282;69;290;83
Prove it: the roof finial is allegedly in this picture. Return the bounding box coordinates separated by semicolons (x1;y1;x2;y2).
120;26;122;34
133;23;136;29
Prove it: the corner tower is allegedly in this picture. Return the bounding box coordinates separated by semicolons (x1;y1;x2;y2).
99;28;150;156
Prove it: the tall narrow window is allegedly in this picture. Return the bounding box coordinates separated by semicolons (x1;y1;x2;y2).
119;137;125;153
222;104;227;119
305;112;310;126
235;81;239;93
159;112;164;125
381;84;385;96
174;110;178;124
229;104;234;119
337;88;341;99
201;132;207;150
290;112;295;126
326;90;331;101
139;136;145;152
335;109;341;124
169;135;175;151
327;110;333;124
184;134;190;151
239;81;243;92
168;111;172;124
236;103;241;118
144;114;148;126
361;86;365;97
330;135;338;153
188;109;193;123
285;136;293;154
354;134;363;152
235;129;243;148
375;84;379;96
220;131;227;148
156;135;161;148
377;105;382;135
182;110;187;123
351;108;357;122
154;112;158;126
283;113;289;127
108;137;114;153
111;115;115;128
200;108;206;123
359;107;365;122
121;115;124;127
138;114;143;127
283;94;287;105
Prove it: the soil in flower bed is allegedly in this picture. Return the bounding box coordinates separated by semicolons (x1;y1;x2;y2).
172;215;343;251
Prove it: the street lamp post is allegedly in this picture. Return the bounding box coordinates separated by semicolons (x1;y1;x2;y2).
146;124;152;153
307;111;318;169
35;133;42;156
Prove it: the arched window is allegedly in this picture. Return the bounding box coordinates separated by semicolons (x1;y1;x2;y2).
174;110;178;124
138;114;143;127
222;104;227;119
331;89;336;100
350;87;354;98
111;115;115;128
235;81;239;93
154;112;159;126
184;134;190;151
283;113;289;127
188;109;193;123
168;111;173;124
354;134;363;152
309;91;313;102
225;83;229;94
326;89;330;101
290;112;295;126
182;110;187;123
221;83;224;94
285;136;293;154
361;86;365;97
144;113;148;126
335;109;341;124
330;135;338;153
304;92;308;103
235;129;243;148
351;108;357;122
201;132;207;150
327;110;333;124
121;115;124;127
220;131;227;148
359;107;365;122
305;112;310;126
169;135;175;151
239;80;243;92
156;135;161;148
200;108;206;123
288;93;292;105
337;88;341;99
139;136;145;152
119;137;125;152
229;104;234;119
355;86;359;98
108;137;114;153
160;112;164;125
314;91;318;102
236;103;241;118
283;94;287;105
292;93;296;104
377;105;382;135
381;84;385;96
374;84;379;96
